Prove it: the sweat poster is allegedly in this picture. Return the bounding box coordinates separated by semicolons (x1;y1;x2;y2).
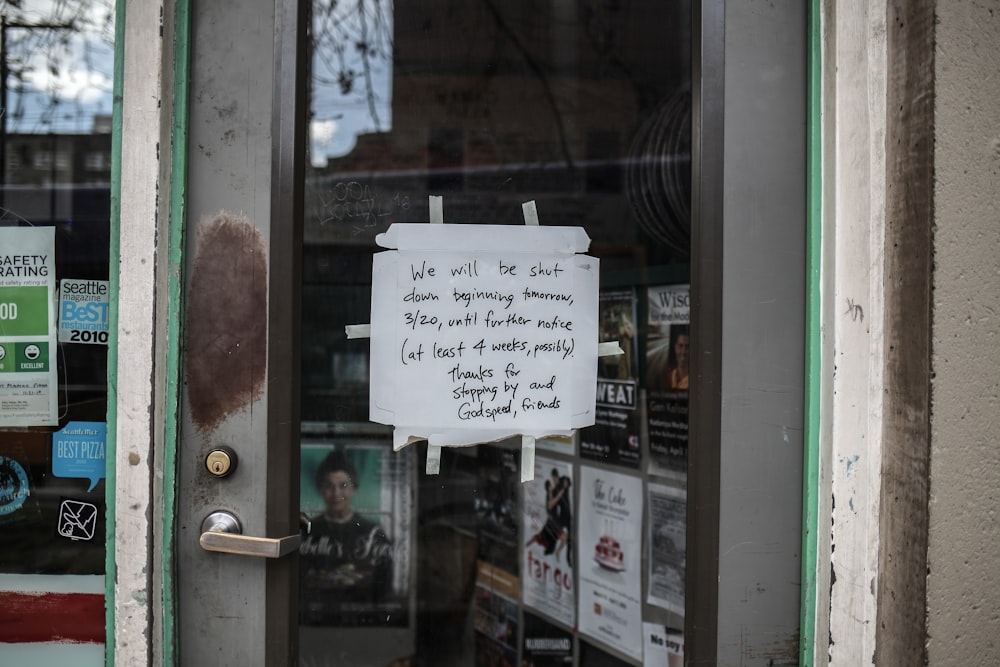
577;466;643;661
522;455;575;626
580;288;640;468
299;442;413;627
646;284;690;475
0;226;58;426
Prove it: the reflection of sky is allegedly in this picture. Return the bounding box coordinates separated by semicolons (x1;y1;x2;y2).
3;0;115;134
5;0;392;157
310;0;393;166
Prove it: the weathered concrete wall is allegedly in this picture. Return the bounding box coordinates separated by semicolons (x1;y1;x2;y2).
927;3;1000;664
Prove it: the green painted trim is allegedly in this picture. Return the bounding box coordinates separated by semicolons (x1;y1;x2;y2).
105;0;127;663
800;1;822;665
162;0;192;663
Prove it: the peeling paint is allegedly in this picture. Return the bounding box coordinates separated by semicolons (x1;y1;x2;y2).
844;454;860;477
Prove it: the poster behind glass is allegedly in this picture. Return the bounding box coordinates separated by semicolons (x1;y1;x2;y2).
300;442;414;627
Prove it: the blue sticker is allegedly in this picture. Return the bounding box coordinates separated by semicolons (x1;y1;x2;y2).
0;456;30;515
52;421;107;492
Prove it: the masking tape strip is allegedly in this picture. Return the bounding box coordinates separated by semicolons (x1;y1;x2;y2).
426;443;442;475
520;435;536;483
429;196;444;224
598;341;624;357
345;324;371;339
521;200;539;226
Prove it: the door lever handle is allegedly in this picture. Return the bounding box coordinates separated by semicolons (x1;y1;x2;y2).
199;510;301;558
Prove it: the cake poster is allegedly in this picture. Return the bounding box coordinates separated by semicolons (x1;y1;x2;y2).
645;284;690;475
580;288;641;469
576;465;643;661
523;612;574;667
522;455;575;627
647;483;686;615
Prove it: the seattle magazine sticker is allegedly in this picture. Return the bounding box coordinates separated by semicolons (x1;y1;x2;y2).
0;227;58;426
58;279;110;345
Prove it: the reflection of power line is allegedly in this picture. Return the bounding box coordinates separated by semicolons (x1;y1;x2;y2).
0;16;76;196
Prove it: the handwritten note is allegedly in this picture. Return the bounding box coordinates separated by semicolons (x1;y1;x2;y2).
369;224;599;450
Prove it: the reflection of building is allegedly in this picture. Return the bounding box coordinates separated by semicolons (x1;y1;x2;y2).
3;115;113;185
0;116;112;230
306;1;692;262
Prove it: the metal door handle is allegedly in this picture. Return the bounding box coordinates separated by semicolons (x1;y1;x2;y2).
199;510;301;558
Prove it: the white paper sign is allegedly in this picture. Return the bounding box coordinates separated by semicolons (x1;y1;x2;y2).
369;223;599;450
643;622;684;667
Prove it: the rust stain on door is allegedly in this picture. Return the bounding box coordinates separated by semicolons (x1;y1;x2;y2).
185;212;267;431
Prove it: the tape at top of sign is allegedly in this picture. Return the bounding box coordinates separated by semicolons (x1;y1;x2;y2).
375;223;591;255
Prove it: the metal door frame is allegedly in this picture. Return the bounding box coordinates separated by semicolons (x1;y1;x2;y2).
111;0;809;664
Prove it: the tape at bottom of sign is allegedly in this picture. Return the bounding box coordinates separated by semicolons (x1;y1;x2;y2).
426;444;442;475
520;435;536;482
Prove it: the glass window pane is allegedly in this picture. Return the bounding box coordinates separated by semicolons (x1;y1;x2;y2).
0;2;114;660
301;2;690;665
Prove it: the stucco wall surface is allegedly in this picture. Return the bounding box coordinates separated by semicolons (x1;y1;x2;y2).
928;2;1000;664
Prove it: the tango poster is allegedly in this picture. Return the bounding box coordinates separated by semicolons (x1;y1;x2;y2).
645;284;690;475
576;466;643;661
522;455;575;627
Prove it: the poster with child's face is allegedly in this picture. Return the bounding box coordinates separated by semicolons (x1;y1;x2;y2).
299;442;413;627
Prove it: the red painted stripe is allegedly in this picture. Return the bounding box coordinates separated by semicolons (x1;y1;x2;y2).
0;592;105;644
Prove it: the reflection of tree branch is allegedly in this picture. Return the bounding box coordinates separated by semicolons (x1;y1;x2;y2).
311;0;391;129
3;0;114;132
480;0;575;169
357;0;381;129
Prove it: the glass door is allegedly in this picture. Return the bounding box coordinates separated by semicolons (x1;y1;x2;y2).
298;1;691;665
175;2;809;664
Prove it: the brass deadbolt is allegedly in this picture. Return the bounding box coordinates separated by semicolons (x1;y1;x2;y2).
205;447;238;478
